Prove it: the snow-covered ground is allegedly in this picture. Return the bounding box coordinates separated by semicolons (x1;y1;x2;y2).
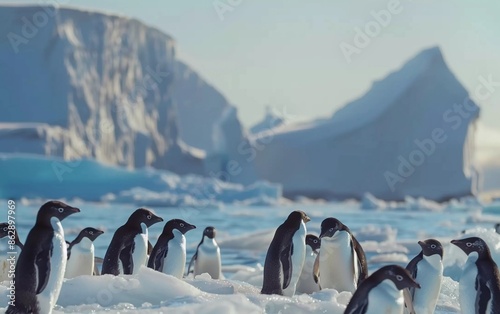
2;199;500;313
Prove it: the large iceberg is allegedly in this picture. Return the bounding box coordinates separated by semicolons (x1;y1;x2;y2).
0;5;238;176
253;47;479;201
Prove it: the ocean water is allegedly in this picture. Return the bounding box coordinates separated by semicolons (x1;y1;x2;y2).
2;200;500;313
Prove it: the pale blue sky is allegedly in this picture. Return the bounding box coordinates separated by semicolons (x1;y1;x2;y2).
2;0;500;131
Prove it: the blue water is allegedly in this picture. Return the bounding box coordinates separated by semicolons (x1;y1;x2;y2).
6;201;495;274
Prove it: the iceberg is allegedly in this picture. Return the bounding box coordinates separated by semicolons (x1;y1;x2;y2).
253;47;479;202
0;5;239;177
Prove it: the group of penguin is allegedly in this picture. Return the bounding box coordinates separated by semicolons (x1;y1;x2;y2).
2;202;500;314
3;201;221;314
261;210;500;314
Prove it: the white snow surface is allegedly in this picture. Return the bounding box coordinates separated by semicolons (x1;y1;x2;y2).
2;199;499;313
3;228;497;313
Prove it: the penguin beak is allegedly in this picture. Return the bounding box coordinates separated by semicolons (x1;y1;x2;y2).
450;239;465;253
69;207;81;214
187;224;196;231
96;230;105;235
304;215;311;223
417;240;425;249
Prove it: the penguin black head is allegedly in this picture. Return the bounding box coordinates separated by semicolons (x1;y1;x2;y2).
374;265;421;290
75;227;105;242
36;200;80;226
451;237;492;257
163;219;196;235
287;210;310;224
418;239;443;258
319;217;348;239
203;226;216;239
305;234;321;253
127;208;163;228
0;223;9;239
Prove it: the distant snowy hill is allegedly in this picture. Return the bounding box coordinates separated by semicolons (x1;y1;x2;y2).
253;47;480;201
0;5;236;175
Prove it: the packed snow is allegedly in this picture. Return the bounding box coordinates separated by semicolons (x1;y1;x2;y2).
1;199;499;313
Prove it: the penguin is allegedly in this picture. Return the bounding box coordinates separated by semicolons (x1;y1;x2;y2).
102;208;163;276
296;234;321;294
0;222;24;282
495;223;500;234
65;227;104;278
261;210;310;296
403;239;443;314
6;201;80;314
148;219;196;278
0;222;24;251
315;217;368;293
187;226;222;279
451;237;500;314
344;265;421;314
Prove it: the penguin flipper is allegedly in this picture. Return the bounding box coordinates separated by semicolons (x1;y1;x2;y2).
120;243;135;274
187;251;197;276
281;244;293;289
405;251;422;300
352;236;368;284
35;241;53;294
148;245;167;272
403;288;416;314
475;275;491;314
344;294;368;314
313;252;320;284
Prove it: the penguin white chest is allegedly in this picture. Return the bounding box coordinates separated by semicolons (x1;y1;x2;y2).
459;253;479;314
195;238;221;279
283;220;307;297
65;238;95;278
163;230;186;279
132;223;148;274
296;246;320;294
38;218;67;314
320;231;357;292
412;254;443;313
366;280;404;314
0;240;21;281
